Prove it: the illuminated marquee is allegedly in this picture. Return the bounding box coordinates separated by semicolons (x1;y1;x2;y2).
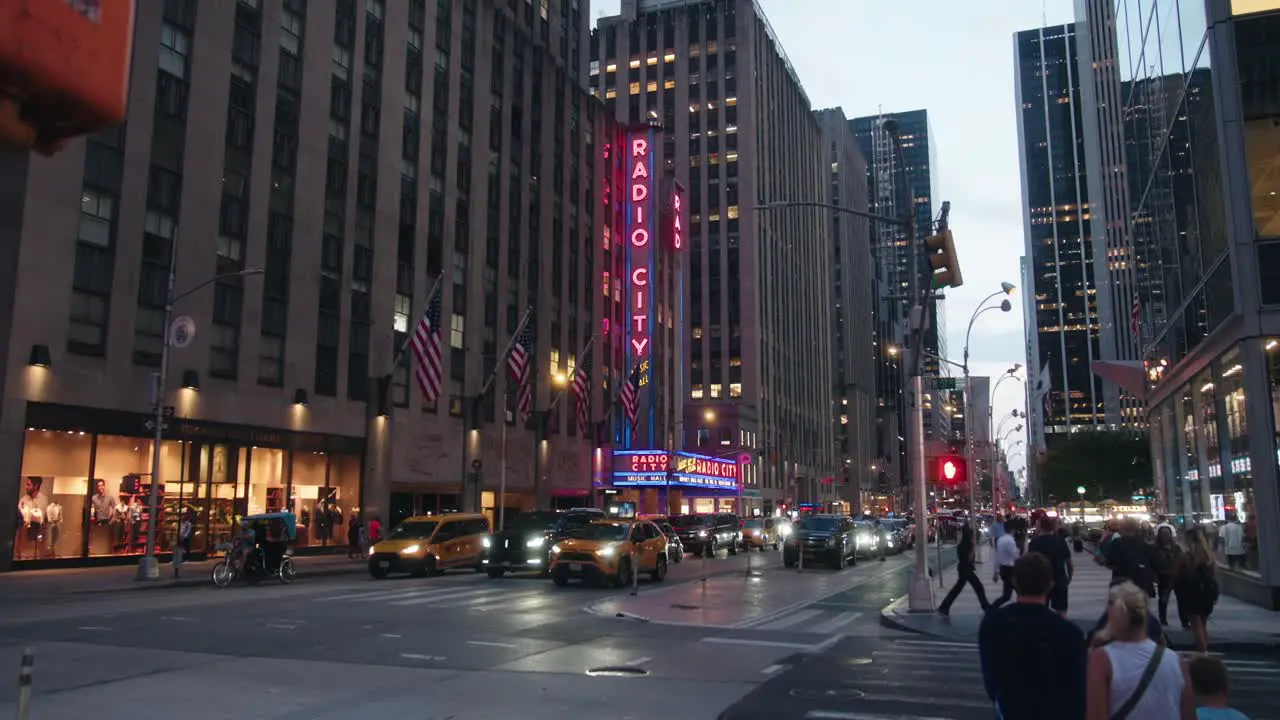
628;132;651;361
671;451;739;490
611;449;669;486
671;182;685;250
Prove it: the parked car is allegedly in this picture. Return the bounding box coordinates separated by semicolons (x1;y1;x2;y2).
852;520;882;559
783;515;858;569
655;521;684;563
670;513;740;557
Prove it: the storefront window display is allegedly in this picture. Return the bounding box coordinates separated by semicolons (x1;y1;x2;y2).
291;451;328;547
1215;349;1257;574
246;447;286;516
14;431;90;560
1195;370;1220;519
88;435;187;557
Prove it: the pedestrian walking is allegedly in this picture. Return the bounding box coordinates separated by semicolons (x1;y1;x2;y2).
1105;518;1156;597
1085;580;1195;720
989;526;1020;609
938;524;990;616
1187;654;1252;719
368;515;383;544
347;515;362;559
1152;525;1182;626
979;553;1086;719
1221;513;1245;571
1175;526;1218;653
172;508;193;578
1030;515;1075;617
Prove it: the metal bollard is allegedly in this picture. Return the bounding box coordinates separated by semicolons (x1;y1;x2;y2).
16;647;33;720
798;542;804;573
630;552;639;596
700;542;708;584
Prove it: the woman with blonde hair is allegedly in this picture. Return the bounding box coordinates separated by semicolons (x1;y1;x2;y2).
1175;525;1218;653
1086;581;1195;719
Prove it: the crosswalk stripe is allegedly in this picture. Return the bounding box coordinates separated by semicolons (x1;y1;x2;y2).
810;611;863;634
389;587;507;607
313;581;475;603
757;608;825;631
438;590;545;609
469;592;554;611
893;639;978;649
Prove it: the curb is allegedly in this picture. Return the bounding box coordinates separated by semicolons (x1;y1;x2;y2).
62;562;369;596
878;595;932;635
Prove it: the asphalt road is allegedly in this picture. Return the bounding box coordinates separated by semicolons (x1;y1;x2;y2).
0;547;932;719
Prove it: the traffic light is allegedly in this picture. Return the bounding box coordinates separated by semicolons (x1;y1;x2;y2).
935;455;967;487
924;229;964;289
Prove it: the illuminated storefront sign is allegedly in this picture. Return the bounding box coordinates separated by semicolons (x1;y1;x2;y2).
672;451;739;490
627;132;652;361
611;449;669;485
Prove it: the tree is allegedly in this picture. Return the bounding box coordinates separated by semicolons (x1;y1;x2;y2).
1040;430;1152;505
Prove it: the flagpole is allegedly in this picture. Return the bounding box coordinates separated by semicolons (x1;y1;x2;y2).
479;306;533;400
499;391;508;531
462;305;533;516
549;334;597;413
392;275;444;370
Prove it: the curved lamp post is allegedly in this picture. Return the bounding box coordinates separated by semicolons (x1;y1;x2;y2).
961;282;1016;517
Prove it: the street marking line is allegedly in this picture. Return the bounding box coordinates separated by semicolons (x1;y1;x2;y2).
699;637;815;650
623;656;652;666
757;608;824;631
811;611;863;634
445;590;545;610
803;707;957;712
761;663;787;675
380;633;402;638
77;626;111;631
317;588;444;603
161;616;195;622
265;624;296;630
389;587;507;607
400;653;447;661
893;639;978;649
467;640;518;648
734;560;913;629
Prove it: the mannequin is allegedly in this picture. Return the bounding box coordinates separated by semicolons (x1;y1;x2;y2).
46;500;63;556
89;478;120;556
16;476;48;559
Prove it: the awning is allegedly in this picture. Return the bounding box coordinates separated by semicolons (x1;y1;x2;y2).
1090;360;1147;402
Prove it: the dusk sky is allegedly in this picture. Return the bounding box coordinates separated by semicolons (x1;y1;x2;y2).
595;0;1078;477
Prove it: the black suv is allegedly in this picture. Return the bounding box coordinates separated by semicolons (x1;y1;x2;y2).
484;507;604;577
670;513;740;557
783;515;858;570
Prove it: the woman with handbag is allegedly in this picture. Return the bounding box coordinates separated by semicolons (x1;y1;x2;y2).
1085;581;1195;719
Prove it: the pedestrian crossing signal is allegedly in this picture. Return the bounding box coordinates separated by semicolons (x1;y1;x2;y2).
935;456;966;487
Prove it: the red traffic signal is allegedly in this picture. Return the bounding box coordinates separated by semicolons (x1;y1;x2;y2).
935;456;967;486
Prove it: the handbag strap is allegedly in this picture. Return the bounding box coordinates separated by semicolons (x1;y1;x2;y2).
1110;644;1166;720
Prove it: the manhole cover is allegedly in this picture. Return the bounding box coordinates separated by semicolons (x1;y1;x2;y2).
671;603;701;610
843;657;874;666
789;688;865;700
586;666;650;677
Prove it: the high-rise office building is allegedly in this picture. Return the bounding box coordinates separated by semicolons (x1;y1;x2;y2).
851;109;946;508
1015;23;1107;446
1082;0;1279;607
0;0;610;570
592;0;838;515
815;108;875;507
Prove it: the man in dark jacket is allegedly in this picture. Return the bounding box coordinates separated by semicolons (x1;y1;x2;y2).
979;552;1086;719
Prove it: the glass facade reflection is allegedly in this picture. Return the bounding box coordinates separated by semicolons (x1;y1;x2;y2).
1082;0;1280;607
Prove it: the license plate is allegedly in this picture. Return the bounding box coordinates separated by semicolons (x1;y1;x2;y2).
569;563;582;571
377;561;389;569
501;562;512;568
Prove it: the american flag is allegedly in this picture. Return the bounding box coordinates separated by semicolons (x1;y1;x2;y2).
572;347;592;436
1130;292;1141;342
619;364;642;430
507;321;535;424
410;289;444;402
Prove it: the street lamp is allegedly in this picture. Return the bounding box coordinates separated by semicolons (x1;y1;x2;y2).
960;283;1016;518
1077;484;1087;523
137;265;264;581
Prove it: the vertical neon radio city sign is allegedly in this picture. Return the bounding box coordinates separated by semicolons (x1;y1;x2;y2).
627;130;654;363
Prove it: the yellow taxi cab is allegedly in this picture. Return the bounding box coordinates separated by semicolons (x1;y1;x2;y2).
368;513;490;578
548;518;669;587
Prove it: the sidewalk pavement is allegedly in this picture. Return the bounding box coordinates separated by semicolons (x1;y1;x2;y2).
881;544;1280;652
0;552;367;600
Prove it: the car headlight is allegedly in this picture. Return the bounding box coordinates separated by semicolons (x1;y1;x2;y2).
526;536;545;549
550;544;562;554
482;537;491;548
400;544;421;555
698;530;708;537
368;546;375;556
597;544;616;557
858;534;871;544
825;537;836;547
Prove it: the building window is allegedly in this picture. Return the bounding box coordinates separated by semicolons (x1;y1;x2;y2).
68;292;108;354
394;293;411;333
258;335;283;386
691;384;704;400
159;23;191;79
450;313;465;349
709;383;722;399
78;192;113;246
729;382;742;398
210;323;240;378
